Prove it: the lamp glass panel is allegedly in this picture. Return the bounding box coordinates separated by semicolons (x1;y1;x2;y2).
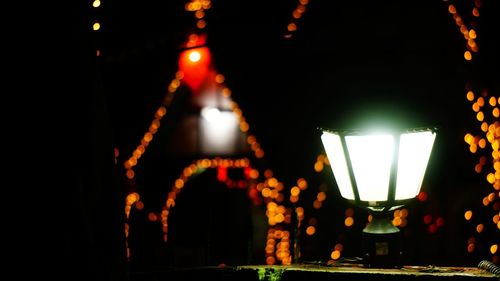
321;132;355;200
346;135;393;202
395;131;436;200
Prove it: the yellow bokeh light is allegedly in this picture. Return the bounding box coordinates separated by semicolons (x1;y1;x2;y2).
262;187;271;197
467;90;475;101
276;205;286;214
464;133;473;144
488;173;496;184
92;0;101;8
195;10;205;19
267;202;277;211
175;71;184;80
483;197;490;206
266;256;275;265
469;29;477;39
460;24;468;35
297;178;307;189
472;102;480;112
491;244;498;254
472;7;480;17
394;210;401;218
264;169;273;178
175;179;185;189
268;177;278;187
331;250;341;260
493;140;500;150
215;74;225;84
306;226;316;235
481;122;489;132
468;243;475;253
197;19;206;29
148;212;157;221
290;186;300;196
468;39;477;48
469;144;477;153
475;163;482;173
222;87;231;97
493;108;500;118
464;50;472;60
477;111;484;121
250;169;259;179
126;169;135;179
448;4;456;14
275;213;285;223
393;217;402;226
314;161;324;172
344;217;354;227
240;122;250;132
488;192;496;202
476;224;484;233
92;22;100;31
478;97;485;107
313;200;322;209
490;96;498;107
479;138;486;148
401;208;408;218
464;210;473;220
135;201;144;210
317;191;326;202
255;149;264;158
156;106;167;117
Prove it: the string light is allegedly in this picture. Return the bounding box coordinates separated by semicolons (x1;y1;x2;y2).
445;0;500;264
444;0;481;61
185;0;212;30
284;0;310;39
90;0;102;56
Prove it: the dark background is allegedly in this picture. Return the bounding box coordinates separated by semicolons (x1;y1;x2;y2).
30;0;499;280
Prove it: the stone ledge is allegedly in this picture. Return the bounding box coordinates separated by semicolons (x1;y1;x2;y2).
131;264;499;281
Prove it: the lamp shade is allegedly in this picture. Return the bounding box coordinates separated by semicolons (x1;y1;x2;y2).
320;127;436;210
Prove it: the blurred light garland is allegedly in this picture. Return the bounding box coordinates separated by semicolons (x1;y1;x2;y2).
443;0;499;264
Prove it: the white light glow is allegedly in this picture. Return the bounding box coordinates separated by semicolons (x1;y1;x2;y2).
201;107;221;122
346;134;393;202
321;132;355;200
189;50;201;62
321;128;436;205
199;107;239;155
395;131;436;199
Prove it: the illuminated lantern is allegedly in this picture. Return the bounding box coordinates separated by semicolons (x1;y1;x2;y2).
178;45;212;92
320;127;436;268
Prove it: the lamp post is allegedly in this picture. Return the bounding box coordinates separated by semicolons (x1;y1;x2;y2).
320;127;436;268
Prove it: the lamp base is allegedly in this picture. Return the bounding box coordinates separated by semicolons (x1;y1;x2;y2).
362;213;402;268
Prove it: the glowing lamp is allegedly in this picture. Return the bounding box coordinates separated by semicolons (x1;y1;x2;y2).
178;46;212;91
199;106;239;156
320;127;436;268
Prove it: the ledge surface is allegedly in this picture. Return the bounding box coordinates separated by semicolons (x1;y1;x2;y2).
131;263;499;281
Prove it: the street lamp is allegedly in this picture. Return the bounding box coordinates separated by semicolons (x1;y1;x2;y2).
320;127;436;268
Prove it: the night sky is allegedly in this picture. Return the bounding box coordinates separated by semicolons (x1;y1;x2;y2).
31;0;500;277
